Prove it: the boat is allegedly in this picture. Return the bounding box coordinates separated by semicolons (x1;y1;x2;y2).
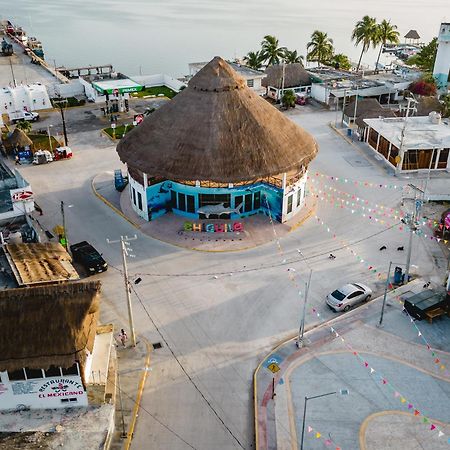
4;20;45;60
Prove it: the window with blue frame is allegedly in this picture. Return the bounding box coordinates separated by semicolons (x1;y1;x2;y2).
170;190;177;208
186;195;195;213
178;193;186;211
244;193;252;212
254;191;261;209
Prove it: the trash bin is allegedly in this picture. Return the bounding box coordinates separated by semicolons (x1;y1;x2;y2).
394;266;403;284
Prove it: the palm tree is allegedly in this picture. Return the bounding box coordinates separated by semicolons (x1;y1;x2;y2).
351;16;378;71
283;49;304;64
307;31;334;66
375;20;400;72
260;35;286;66
15;120;32;134
243;51;263;70
328;53;352;70
281;89;296;108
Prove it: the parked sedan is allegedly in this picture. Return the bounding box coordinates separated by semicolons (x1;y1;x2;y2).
326;283;372;312
70;241;108;275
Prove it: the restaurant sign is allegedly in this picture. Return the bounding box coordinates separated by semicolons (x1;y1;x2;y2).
38;378;85;399
184;222;243;233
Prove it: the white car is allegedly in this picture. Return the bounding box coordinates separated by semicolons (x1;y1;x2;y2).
326;283;372;312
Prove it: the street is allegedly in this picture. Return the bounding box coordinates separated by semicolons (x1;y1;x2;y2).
14;105;448;450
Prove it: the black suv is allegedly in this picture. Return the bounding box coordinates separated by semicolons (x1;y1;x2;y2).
70;241;108;275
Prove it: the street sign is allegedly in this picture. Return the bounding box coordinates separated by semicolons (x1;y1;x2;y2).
267;363;280;373
11;190;33;202
111;123;116;129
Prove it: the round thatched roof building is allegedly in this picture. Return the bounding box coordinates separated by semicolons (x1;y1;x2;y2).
117;56;318;224
118;57;317;183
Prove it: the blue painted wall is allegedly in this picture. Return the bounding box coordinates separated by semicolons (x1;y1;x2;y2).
145;180;283;222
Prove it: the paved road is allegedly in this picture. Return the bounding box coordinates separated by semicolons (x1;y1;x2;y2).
12;106;448;450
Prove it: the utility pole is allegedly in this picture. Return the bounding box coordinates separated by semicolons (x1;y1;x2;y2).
297;269;312;348
280;62;286;104
107;235;137;347
9;58;16;87
404;184;423;282
54;97;69;146
378;261;393;327
60;201;68;250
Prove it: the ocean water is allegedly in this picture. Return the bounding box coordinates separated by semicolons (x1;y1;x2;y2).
1;0;448;77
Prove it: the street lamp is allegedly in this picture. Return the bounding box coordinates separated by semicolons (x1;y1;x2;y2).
60;201;73;251
378;261;406;327
47;124;53;152
297;269;312;348
300;389;349;450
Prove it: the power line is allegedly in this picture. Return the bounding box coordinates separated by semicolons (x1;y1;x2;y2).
129;284;245;450
121;223;401;279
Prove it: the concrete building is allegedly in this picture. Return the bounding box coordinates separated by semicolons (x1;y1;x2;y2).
0;83;51;116
0;262;115;412
262;63;311;101
309;67;420;106
117;57;318;224
189;61;266;95
433;23;450;94
363;115;450;172
0;160;35;231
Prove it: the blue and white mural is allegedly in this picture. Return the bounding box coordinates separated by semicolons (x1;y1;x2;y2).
128;172;308;223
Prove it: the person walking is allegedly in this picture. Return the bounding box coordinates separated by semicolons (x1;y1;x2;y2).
119;329;128;347
15;155;21;165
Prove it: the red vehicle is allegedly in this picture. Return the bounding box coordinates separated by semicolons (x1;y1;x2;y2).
295;94;307;106
53;146;73;161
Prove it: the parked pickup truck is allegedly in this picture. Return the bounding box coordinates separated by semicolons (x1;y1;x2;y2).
70;241;108;275
9;110;39;123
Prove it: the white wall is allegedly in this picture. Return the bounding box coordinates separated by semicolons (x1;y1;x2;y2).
281;172;308;223
130;74;186;92
129;174;148;220
47;81;85;99
310;84;328;103
0;185;35;222
0;84;51;114
0;371;88;410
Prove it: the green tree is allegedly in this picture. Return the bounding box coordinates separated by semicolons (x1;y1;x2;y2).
307;31;334;65
327;53;352;70
15;120;32;134
260;35;286;66
281;89;296;108
243;51;264;70
283;49;304;64
375;20;400;72
406;38;438;72
351;15;379;71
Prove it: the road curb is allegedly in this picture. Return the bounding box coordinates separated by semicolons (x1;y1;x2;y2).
253;281;420;450
91;175;140;230
124;337;152;450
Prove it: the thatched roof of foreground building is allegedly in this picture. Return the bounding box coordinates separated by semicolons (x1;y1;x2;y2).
117;57;318;183
0;281;101;376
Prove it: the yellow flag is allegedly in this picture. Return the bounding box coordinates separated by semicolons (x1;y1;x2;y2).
316;432;321;439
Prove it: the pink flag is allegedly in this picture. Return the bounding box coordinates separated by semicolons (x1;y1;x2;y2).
431;424;436;430
394;392;400;398
308;426;313;433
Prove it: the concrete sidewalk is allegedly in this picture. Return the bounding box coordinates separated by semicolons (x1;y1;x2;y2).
255;280;450;450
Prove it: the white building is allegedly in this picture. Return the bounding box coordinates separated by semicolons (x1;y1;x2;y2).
433;23;450;94
0;274;115;411
0;84;51;115
363;115;450;173
189;61;266;96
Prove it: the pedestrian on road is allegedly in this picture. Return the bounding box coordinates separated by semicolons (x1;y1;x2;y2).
15;155;21;165
119;328;128;347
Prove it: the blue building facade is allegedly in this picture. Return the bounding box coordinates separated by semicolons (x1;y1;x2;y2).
128;170;308;224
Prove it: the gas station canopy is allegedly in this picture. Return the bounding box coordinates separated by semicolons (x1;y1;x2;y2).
92;78;143;94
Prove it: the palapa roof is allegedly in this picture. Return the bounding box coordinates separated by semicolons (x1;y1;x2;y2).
0;281;101;375
343;98;397;127
405;30;420;40
5;243;79;286
7;128;32;148
416;97;443;116
262;63;311;89
117;57;318;183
